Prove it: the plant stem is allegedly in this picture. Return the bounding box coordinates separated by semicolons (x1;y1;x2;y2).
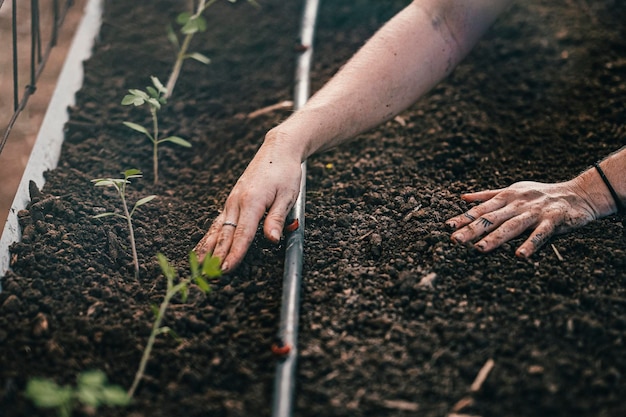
127;282;181;399
151;107;159;184
121;196;139;279
165;33;192;99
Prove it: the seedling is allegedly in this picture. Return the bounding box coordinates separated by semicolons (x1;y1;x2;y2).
92;169;156;279
165;0;257;97
121;76;191;184
25;370;129;417
127;251;221;398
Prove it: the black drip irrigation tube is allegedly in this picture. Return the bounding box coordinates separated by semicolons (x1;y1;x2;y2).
271;0;319;416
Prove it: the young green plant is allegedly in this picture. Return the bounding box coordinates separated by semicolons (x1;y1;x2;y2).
121;76;191;184
127;251;221;398
165;0;259;98
92;169;156;279
25;370;129;417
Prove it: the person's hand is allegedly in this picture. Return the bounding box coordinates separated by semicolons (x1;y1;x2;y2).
193;134;303;272
445;180;600;258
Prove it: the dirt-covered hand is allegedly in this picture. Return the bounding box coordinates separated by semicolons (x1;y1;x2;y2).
445;180;599;258
193;138;303;272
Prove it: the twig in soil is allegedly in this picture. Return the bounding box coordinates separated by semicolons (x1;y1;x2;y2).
393;115;407;126
470;358;495;393
381;399;420;412
550;244;564;261
450;396;475;414
247;100;293;118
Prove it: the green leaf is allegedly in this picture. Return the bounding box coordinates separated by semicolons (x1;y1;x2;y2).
176;11;191;25
185;52;211;65
150;303;159;317
121;94;142;106
146;97;161;110
167;24;179;48
128;89;149;100
181;16;207;34
78;370;106;387
146;86;159;99
195;15;207;31
93;212;116;219
77;385;100;407
180;283;188;303
123;121;150;136
189;251;200;279
92;179;116;187
135;195;157;207
158;326;181;342
151;76;167;95
202;255;222;278
124;168;142;178
25;378;73;408
194;276;211;294
157;253;176;281
161;136;192;147
100;385;130;406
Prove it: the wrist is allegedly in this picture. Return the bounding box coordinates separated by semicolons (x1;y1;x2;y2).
264;123;310;163
571;164;621;218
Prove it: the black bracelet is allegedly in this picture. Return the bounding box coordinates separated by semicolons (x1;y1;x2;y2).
594;162;625;215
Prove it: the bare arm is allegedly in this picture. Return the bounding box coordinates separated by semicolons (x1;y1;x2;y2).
273;0;514;160
446;146;626;257
195;0;514;271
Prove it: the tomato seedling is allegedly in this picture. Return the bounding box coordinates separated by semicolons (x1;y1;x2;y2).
165;0;259;97
121;76;191;184
92;169;156;279
127;251;221;398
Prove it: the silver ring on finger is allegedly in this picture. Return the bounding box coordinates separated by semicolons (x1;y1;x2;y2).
222;221;238;228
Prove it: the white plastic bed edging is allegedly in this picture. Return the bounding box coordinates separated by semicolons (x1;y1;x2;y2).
0;0;103;281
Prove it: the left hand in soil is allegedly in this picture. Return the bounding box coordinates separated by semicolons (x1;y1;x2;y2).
445;180;600;258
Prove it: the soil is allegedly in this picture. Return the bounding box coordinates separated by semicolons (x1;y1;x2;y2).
1;0;626;416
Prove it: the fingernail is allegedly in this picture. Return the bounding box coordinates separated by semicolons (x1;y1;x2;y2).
518;248;527;258
270;229;281;242
445;221;455;229
475;242;486;252
452;233;464;243
221;261;230;272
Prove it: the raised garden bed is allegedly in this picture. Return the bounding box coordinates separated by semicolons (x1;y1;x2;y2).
1;0;625;416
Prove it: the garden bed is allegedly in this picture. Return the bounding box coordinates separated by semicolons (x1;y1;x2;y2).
1;0;625;416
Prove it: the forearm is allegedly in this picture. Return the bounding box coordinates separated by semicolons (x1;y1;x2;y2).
268;0;513;160
571;146;626;217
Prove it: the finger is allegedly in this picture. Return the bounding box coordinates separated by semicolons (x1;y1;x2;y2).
263;188;300;243
446;193;508;229
193;212;226;262
461;188;504;203
221;200;269;272
515;220;556;258
451;215;502;244
209;206;240;267
473;211;537;253
448;197;510;240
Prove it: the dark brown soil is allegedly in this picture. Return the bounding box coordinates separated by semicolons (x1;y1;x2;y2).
1;1;626;416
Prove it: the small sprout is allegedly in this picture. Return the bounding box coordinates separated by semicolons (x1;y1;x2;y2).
164;0;259;97
122;76;191;184
25;370;128;417
92;169;156;278
127;251;221;399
